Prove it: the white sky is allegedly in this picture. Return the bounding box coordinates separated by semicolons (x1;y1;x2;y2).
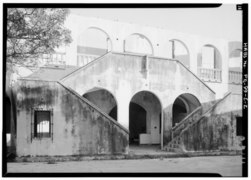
70;4;242;41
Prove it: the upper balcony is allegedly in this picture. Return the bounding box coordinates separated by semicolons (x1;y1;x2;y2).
197;67;222;82
229;70;242;85
41;53;66;66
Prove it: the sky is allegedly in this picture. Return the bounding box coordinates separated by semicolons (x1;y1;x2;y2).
70;4;242;41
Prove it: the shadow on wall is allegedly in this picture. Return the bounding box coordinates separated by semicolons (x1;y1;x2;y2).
83;87;118;121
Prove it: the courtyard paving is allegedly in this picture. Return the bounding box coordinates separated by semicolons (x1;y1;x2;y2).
7;155;242;176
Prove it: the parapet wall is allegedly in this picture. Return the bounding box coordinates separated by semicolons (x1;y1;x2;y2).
180;93;243;152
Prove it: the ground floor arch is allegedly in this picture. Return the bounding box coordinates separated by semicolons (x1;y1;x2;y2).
172;93;202;127
83;87;117;121
129;91;162;145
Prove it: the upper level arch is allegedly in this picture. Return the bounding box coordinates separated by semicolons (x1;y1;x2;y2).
77;27;113;66
124;33;154;55
229;48;242;58
198;44;222;69
169;39;190;68
197;44;222;82
229;48;242;70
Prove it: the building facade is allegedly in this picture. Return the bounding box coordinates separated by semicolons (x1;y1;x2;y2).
7;13;243;156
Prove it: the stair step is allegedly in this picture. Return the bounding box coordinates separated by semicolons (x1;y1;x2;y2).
167;143;180;149
165;147;181;152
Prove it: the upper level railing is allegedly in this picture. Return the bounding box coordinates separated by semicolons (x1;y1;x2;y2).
77;53;99;67
41;53;66;66
229;70;242;84
197;67;222;82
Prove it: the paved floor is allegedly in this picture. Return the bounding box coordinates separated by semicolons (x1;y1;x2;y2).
129;144;175;155
7;155;242;176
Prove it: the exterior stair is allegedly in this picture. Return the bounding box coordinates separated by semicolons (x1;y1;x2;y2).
164;93;231;153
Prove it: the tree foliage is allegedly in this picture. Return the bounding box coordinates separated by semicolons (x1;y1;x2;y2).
7;8;72;70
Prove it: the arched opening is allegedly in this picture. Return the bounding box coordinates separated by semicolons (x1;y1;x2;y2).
129;102;147;145
124;33;154;55
197;44;222;82
170;39;190;68
198;44;222;69
172;93;201;127
77;27;112;66
83;87;117;121
129;91;162;146
229;49;242;84
229;49;242;71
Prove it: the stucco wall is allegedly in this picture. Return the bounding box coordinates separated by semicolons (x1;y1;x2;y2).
228;84;242;95
61;52;216;146
15;80;128;156
180;93;243;152
61;14;231;99
83;89;117;115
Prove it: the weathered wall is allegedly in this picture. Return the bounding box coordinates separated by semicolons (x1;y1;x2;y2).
180;93;243;152
15;80;128;156
83;89;117;115
228;84;242;95
62;14;231;99
61;52;216;147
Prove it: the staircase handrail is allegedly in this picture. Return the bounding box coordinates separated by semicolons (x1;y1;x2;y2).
177;92;231;138
172;106;202;132
57;81;129;134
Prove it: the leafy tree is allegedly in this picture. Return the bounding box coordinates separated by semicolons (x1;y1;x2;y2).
7;8;72;70
5;8;72;145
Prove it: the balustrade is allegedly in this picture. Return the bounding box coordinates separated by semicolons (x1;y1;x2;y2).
197;67;222;82
77;54;98;66
229;70;242;84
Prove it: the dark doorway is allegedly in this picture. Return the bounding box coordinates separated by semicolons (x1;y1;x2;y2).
172;93;201;127
6;96;11;134
172;98;187;126
129;102;146;145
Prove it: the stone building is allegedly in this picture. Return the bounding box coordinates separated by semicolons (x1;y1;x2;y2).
6;12;243;156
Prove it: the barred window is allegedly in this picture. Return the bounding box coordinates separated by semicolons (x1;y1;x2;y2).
34;111;51;138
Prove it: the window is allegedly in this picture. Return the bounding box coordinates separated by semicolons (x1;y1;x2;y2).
34;111;51;138
236;116;243;136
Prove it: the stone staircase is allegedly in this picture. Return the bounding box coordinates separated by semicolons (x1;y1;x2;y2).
164;107;203;153
171;106;203;139
164;93;231;153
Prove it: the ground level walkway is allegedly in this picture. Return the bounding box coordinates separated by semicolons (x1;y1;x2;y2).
129;144;170;155
7;155;242;176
